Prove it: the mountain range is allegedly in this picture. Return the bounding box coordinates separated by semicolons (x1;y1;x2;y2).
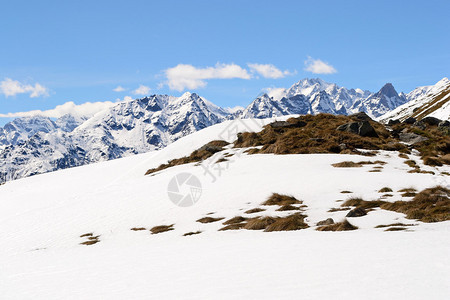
0;77;448;183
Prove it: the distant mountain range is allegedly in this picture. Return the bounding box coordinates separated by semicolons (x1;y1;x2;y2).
1;77;448;183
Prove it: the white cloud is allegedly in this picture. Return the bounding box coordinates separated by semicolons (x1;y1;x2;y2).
304;57;337;74
164;63;251;91
0;78;49;98
113;85;126;92
115;95;134;102
0;101;115;119
264;87;288;100
133;85;151;95
248;63;293;79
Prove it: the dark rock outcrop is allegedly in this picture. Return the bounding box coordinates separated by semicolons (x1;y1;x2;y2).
336;121;378;137
346;207;367;218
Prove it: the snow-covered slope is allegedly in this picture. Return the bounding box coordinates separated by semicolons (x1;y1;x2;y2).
0;117;448;299
378;78;450;122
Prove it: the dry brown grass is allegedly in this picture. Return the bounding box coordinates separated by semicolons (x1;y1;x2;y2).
333;160;385;168
219;223;247;231
262;193;302;206
150;224;174;234
328;207;351;212
316;219;358;231
380;194;393;198
375;223;416;228
378;187;393;193
145;140;229;175
342;197;385;210
233;114;401;155
276;204;301;211
404;160;418;168
384;227;408;231
183;231;202;236
244;216;277;230
340;190;353;194
196;217;225;223
80;234;100;245
398;188;417;193
332;161;362;168
401;192;417;197
264;213;309;232
223;216;247;225
398;153;409;159
343;186;450;223
80;240;99;245
423;156;443;166
244;208;265;214
130;227;146;231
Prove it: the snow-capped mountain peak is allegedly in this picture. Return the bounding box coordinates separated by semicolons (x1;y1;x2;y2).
378;77;450;122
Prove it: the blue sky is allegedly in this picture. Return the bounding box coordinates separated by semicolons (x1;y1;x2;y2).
0;0;449;124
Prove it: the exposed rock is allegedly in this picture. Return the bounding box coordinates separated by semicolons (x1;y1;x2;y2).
350;112;372;121
421;116;441;126
438;120;450;128
387;119;400;125
346;207;367;218
399;132;428;144
317;218;334;226
413;121;426;130
336;121;378;137
403;117;416;124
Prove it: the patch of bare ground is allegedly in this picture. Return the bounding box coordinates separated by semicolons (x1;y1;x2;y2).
223;216;248;225
150;224;174;234
332;160;386;168
384;227;408;231
398;153;409;159
317;219;358;231
328;207;351;212
342;186;450;222
80;233;100;245
196;217;225;223
130;227;146;231
219;223;247;231
183;231;202;236
276;204;301;211
340;190;353;194
80;240;99;245
262;193;302;206
378;187;393;193
264;213;309;232
243;217;277;230
375;223;416;228
244;208;265;214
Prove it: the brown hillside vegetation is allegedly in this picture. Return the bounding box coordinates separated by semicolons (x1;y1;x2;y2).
316;219;358;231
145;113;449;175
